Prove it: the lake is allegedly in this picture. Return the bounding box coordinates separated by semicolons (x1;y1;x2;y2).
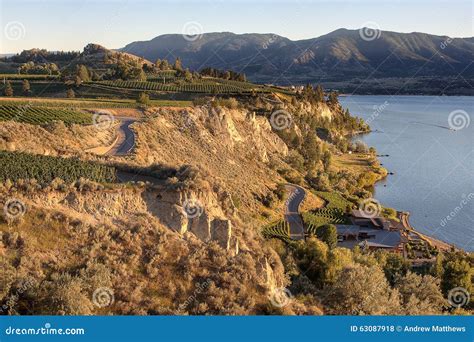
339;95;474;251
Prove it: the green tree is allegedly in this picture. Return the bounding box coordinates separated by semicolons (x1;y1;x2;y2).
22;79;30;95
383;253;410;286
396;272;445;314
316;224;338;250
301;133;321;166
137;92;150;105
323;264;401;315
159;59;170;70
174;57;183;72
76;65;91;82
294;237;328;288
66;88;75;98
4;81;13;96
441;252;472;297
322;150;332;171
184;68;193;81
326;91;339;107
314;85;324;102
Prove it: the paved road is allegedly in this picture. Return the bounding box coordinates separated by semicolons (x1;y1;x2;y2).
284;184;306;240
107;118;136;156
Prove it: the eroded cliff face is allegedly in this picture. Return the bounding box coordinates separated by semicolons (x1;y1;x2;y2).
133;106;289;213
18;182;238;254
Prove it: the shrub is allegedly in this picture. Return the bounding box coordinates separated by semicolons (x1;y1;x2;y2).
137;92;150;105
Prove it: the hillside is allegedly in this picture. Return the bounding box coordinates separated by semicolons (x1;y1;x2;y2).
1;85;472;315
121;29;474;94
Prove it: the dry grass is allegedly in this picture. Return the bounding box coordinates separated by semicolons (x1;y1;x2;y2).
332;153;374;174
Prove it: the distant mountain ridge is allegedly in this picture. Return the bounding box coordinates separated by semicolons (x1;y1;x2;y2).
121;29;474;87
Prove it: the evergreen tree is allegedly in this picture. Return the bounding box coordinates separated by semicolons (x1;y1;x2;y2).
314;85;324;102
316;224;338;249
327;91;339;107
137;92;150;105
4;81;13;96
322;150;332;171
174;57;183;72
22;79;30;95
441;252;472;296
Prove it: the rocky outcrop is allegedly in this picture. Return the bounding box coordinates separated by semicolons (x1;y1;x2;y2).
25;183;238;254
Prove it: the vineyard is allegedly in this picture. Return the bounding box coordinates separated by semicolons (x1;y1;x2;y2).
0;98;192;109
147;70;178;82
0;74;60;80
312;191;353;211
261;220;292;243
0;104;92;125
0;151;116;184
303;208;348;235
88;78;278;94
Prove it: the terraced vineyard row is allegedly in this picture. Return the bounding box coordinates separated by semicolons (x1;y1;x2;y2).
312;191;353;210
303;208;347;235
90;79;274;94
0;151;116;184
0;98;191;109
261;220;292;243
0;74;60;80
0;105;92;125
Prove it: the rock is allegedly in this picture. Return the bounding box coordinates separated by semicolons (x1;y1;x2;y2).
211;219;232;250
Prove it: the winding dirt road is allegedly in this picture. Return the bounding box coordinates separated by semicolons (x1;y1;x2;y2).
284;184;306;240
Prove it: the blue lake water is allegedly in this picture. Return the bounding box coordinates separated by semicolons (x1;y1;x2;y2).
339;95;474;251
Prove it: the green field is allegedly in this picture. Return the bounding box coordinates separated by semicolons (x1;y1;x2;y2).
0;151;116;184
0;104;92;125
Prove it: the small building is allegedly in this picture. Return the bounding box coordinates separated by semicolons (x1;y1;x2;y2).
336;224;406;253
350;210;394;230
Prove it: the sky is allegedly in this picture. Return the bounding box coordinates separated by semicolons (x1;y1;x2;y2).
0;0;473;53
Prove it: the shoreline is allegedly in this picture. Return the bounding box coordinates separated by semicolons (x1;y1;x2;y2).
370;155;458;253
398;211;454;252
353;130;460;253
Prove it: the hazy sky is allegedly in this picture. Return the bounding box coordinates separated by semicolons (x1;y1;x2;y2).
1;0;472;53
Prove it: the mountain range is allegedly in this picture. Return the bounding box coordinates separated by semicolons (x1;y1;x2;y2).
120;29;474;90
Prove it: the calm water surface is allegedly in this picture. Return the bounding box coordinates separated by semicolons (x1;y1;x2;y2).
340;95;474;251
